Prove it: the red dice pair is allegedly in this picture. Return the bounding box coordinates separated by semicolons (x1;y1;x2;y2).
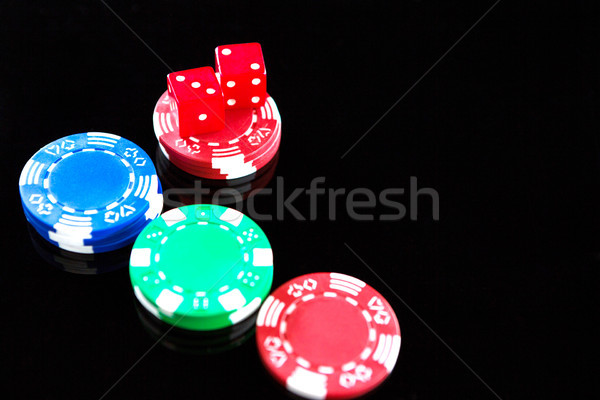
166;42;267;138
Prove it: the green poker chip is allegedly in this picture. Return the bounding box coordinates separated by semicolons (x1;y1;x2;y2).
129;204;273;331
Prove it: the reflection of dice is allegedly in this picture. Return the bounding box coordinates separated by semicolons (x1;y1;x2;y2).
167;67;225;138
215;43;266;109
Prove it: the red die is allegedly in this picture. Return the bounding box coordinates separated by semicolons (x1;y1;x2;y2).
215;43;267;109
166;67;225;137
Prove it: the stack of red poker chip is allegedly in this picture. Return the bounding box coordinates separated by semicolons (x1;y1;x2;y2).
152;43;281;180
153;94;281;180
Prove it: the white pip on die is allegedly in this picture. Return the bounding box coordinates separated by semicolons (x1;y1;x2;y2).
215;43;267;109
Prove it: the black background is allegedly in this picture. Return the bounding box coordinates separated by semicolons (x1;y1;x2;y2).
1;1;599;399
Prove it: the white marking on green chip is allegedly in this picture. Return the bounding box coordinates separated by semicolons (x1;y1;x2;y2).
162;207;186;226
252;248;272;266
134;286;159;318
219;208;243;226
218;288;246;311
130;248;152;267
155;289;184;313
229;297;262;323
172;285;184;293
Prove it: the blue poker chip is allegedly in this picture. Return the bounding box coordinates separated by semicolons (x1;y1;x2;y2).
21;179;163;249
22;194;162;253
25;214;140;254
19;133;164;253
22;194;160;254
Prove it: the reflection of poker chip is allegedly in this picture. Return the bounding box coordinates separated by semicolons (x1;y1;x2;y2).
155;145;279;208
19;133;163;254
129;205;274;331
133;295;257;355
27;223;129;275
256;272;401;399
154;91;281;179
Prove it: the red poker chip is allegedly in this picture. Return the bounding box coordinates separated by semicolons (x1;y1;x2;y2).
256;272;401;399
153;90;281;179
157;122;280;180
160;122;281;179
162;120;281;167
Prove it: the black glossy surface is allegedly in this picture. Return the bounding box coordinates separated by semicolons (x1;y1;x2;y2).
1;2;598;399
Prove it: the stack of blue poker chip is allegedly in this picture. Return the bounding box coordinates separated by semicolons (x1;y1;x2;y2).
19;132;164;254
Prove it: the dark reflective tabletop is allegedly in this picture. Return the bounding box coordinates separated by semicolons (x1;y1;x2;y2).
1;2;598;399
